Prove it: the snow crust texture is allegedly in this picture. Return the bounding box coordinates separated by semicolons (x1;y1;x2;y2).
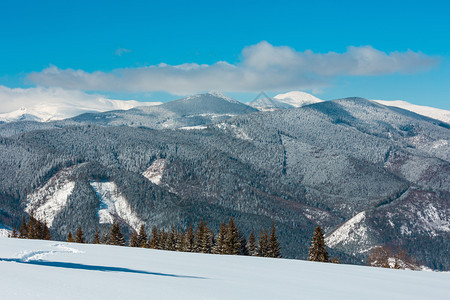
0;238;449;300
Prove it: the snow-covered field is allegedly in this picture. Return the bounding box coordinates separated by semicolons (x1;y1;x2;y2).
0;238;448;299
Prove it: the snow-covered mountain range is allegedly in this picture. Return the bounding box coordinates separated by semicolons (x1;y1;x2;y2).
0;99;161;122
0;91;449;270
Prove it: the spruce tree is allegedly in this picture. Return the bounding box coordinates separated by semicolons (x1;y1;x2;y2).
19;216;28;238
9;227;18;238
238;231;249;256
183;224;195;252
213;222;227;254
148;225;159;249
129;229;139;247
200;224;214;254
247;231;257;256
67;231;74;242
92;228;100;244
167;226;178;251
27;211;37;239
194;219;206;252
268;222;281;258
224;217;240;255
108;222;125;246
137;224;147;247
42;221;51;240
308;225;329;262
75;226;85;243
258;229;269;257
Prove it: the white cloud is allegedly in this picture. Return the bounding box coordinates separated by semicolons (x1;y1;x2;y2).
115;48;132;56
0;86;161;120
26;41;439;95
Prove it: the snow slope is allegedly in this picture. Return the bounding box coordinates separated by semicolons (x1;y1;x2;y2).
90;181;144;230
0;238;448;300
373;100;450;124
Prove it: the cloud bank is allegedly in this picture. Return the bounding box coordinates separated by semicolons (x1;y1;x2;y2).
0;85;161;117
27;41;439;95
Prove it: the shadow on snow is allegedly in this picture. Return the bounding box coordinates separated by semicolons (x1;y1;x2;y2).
1;258;206;279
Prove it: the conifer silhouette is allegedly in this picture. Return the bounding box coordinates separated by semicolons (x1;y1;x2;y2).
75;226;85;243
268;222;281;258
247;231;257;256
308;225;329;262
137;224;147;247
129;229;139;247
67;231;74;242
108;222;125;246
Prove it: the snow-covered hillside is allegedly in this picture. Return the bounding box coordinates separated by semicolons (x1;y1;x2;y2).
0;238;448;300
372;100;450;124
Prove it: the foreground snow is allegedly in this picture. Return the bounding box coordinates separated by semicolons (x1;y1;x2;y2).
0;238;448;299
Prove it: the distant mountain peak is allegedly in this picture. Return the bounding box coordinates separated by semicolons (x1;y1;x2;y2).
274;91;323;107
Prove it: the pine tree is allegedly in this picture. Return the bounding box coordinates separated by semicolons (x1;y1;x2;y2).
108;222;125;246
35;219;43;239
201;224;214;254
267;222;281;258
238;231;249;256
42;221;51;240
129;229;139;247
247;231;257;256
75;226;85;243
137;224;147;247
213;222;227;254
92;228;100;244
27;211;37;239
148;225;159;249
183;224;195;252
224;217;240;255
308;225;329;262
167;226;178;251
19;216;28;238
9;226;18;238
193;219;206;252
258;229;269;257
159;228;168;250
67;231;74;242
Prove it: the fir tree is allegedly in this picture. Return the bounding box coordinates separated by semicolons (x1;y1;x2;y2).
201;224;214;254
129;229;139;247
9;227;18;238
35;220;43;239
224;217;240;255
247;231;257;256
308;225;329;262
267;222;281;258
27;211;37;239
137;224;147;247
167;226;178;251
108;222;125;246
238;231;249;256
193;219;206;252
258;229;269;257
75;226;85;243
183;224;195;252
213;222;227;254
67;231;74;242
19;216;28;238
92;228;100;244
148;225;159;249
42;221;51;240
159;228;168;250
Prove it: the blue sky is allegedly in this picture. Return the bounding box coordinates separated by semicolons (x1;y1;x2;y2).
1;0;449;109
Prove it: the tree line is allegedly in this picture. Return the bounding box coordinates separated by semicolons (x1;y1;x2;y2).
9;211;51;240
59;217;282;258
10;214;338;263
